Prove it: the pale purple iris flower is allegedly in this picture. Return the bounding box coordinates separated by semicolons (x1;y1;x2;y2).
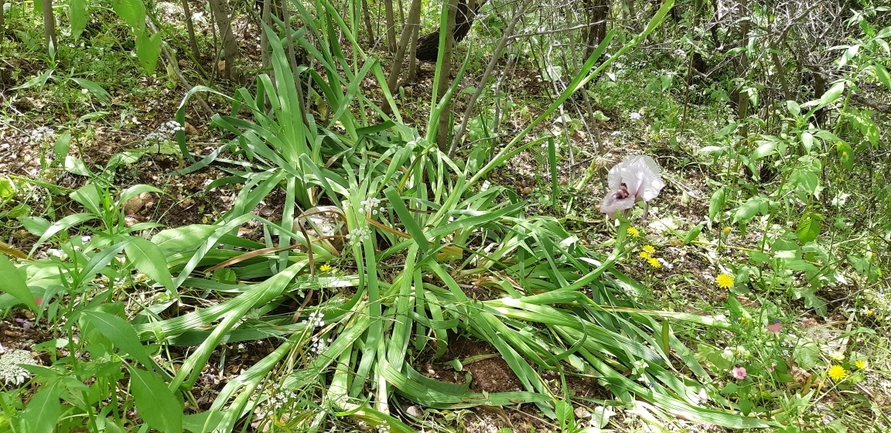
599;155;665;218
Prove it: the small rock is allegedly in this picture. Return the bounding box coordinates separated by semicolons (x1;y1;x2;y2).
123;196;144;215
405;405;423;417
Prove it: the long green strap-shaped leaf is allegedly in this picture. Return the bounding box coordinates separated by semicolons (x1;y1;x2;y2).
170;259;307;390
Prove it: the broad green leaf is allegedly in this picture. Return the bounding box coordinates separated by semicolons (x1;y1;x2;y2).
53;130;71;161
837;44;859;68
863;121;879;146
0;256;39;310
732;196;768;224
151;225;218;252
789;169;820;198
682;223;704;245
112;0;146;30
20;378;63;433
708;187;726;223
0;176;14;199
715;122;739;137
27;212;97;256
119;184;163;205
71;78;112;104
875;64;891;90
82;311;155;369
72;241;128;289
554;399;574;429
65;155;94;176
813;130;840;142
135;30;162;74
787;259;819;274
213;268;237;284
738;398;753;416
17;216;50;236
129;367;183;433
11;69;53;91
803;81;844;109
125;238;175;291
796;212;823;243
786;100;800;116
800;131;814;153
70;183;104;215
793;341;820;369
753;139;777;159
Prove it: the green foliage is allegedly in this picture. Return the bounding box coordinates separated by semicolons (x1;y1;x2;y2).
2;0;889;431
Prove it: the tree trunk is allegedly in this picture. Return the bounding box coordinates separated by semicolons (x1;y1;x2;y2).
415;1;480;62
180;0;201;67
260;0;271;70
386;0;422;94
384;0;397;51
582;0;609;62
41;0;57;54
1;0;6;40
208;0;239;79
362;0;376;47
736;0;750;142
434;0;459;152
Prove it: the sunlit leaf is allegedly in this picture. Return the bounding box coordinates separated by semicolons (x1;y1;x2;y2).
796;212;823;243
875;64;891;90
112;0;146;30
0;255;39;310
125;238;175;292
151;225;219;252
82;311;155;369
129;366;183;433
20;378;63;433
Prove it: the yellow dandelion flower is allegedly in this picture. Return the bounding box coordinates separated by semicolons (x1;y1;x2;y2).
627;227;640;237
642;245;656;254
827;365;848;381
715;273;735;289
830;353;845;361
722;227;731;234
855;359;867;370
647;257;662;268
639;251;651;259
319;264;333;272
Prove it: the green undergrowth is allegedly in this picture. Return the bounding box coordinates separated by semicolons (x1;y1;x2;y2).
1;0;890;432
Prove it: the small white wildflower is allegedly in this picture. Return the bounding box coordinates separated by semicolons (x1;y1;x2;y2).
346;227;371;246
0;349;38;387
81;235;92;244
160;120;185;134
29;126;56;144
359;198;382;215
304;311;325;328
47;249;66;259
629;112;642;121
310;336;333;354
